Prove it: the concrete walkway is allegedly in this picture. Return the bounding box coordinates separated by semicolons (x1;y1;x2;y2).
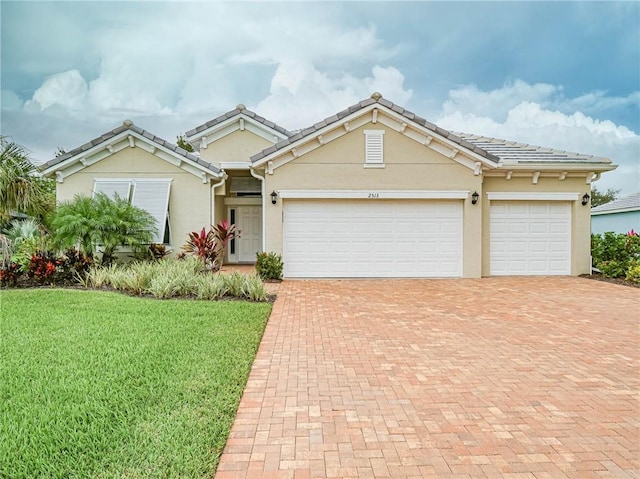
215;278;639;478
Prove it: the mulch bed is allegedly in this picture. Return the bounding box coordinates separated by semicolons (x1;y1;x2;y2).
579;273;640;288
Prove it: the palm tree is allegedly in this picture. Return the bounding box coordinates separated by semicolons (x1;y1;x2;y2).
50;195;99;256
51;193;157;265
0;136;54;221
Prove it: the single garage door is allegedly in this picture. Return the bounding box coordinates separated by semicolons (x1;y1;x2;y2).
283;199;462;278
490;201;571;275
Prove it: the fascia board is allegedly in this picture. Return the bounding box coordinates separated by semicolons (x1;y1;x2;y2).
591;207;640;216
42;130;221;179
494;163;617;172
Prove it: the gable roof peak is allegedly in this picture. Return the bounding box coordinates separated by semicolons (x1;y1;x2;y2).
250;95;500;165
184;106;293;140
39;121;221;177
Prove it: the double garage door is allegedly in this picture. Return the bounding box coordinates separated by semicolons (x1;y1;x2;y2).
283;200;462;278
282;199;572;278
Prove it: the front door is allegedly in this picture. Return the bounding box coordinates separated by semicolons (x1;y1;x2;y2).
236;206;262;263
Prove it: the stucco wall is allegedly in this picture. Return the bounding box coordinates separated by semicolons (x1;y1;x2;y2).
198;129;272;165
482;177;592;276
591;210;640;235
262;123;484;277
55;147;213;253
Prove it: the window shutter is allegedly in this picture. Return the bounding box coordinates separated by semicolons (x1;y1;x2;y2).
131;180;172;244
93;180;131;200
364;130;385;164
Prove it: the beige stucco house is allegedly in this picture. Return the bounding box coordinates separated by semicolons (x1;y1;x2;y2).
40;93;616;278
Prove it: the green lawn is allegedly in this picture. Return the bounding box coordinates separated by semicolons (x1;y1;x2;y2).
0;289;272;479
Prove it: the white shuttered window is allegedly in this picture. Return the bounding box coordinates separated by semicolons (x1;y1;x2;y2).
93;180;132;201
130;180;172;244
94;178;172;244
364;130;385;166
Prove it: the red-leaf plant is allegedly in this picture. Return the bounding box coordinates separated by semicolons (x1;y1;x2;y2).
182;220;237;271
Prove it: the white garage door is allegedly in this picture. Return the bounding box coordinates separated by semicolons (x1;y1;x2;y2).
283;200;462;278
490;201;571;275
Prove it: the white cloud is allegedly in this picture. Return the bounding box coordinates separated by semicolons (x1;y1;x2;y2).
16;3;400;129
437;82;640;195
5;3;408;161
29;70;88;112
254;64;412;129
441;80;559;120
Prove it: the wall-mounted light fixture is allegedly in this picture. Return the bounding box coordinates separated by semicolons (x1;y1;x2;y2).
471;191;479;205
582;193;590;206
270;190;278;205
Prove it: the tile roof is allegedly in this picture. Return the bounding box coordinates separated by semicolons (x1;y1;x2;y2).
40;120;221;174
591;192;640;213
250;94;501;164
184;104;294;139
455;133;611;165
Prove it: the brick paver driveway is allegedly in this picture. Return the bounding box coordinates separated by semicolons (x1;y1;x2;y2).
216;278;639;479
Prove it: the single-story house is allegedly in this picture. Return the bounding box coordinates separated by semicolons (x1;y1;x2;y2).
40;93;617;278
591;192;640;235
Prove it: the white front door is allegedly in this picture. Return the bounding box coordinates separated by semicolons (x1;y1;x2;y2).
237;206;262;263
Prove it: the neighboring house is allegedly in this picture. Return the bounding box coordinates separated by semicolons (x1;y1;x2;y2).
591;192;640;235
40;94;617;278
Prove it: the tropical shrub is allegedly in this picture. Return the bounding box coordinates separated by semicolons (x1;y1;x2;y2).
182;220;237;271
27;251;61;284
147;243;170;261
183;227;216;263
11;236;45;271
255;251;284;280
82;258;267;301
50;193;157;265
626;260;640;283
4;218;42;244
0;262;22;287
57;248;93;282
591;231;640;278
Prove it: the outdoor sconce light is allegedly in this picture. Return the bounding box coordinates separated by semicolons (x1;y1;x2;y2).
471;191;479;205
270;190;278;205
582;193;590;206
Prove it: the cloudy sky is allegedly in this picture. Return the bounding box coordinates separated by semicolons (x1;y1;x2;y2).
1;1;639;193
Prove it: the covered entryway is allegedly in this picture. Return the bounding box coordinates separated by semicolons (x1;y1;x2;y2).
228;206;262;263
490;201;571;275
283;199;462;278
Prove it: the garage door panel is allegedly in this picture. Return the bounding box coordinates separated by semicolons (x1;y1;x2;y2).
529;222;549;234
439;223;460;235
550;223;570;234
283;200;462;278
530;242;549;254
509;223;528;235
490;201;571;276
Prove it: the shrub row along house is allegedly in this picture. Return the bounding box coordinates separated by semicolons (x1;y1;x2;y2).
40;93;616;278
